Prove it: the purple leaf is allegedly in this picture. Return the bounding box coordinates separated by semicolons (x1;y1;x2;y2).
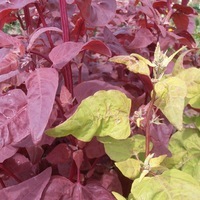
0;30;20;47
25;68;58;144
76;0;117;27
49;40;111;69
42;176;115;199
0;0;37;12
74;80;133;103
129;28;154;49
0;167;52;200
0;89;29;149
27;27;63;50
26;146;44;165
0;145;17;163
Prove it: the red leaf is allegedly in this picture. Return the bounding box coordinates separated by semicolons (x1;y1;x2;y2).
42;176;115;199
46;143;72;165
76;0;117;27
0;167;52;200
0;30;20;47
0;10;17;29
173;4;196;15
129;28;154;49
0;49;19;75
0;89;29;149
83;40;112;57
49;40;111;69
25;68;58;144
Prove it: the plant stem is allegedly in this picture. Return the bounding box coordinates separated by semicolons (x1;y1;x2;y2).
16;12;25;30
24;5;31;30
145;90;156;157
35;3;54;49
59;0;73;96
30;50;53;64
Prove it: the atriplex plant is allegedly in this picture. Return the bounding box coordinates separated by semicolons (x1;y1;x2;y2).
0;0;200;199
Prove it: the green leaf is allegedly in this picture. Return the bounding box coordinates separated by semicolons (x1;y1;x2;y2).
109;54;153;76
115;158;141;180
182;158;200;184
131;169;200;200
154;77;187;130
112;192;126;200
46;90;131;141
177;67;200;109
99;134;146;162
165;128;200;172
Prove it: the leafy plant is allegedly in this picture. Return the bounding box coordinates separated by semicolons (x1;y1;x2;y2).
0;0;199;199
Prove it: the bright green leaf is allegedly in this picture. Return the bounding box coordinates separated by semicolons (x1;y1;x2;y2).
46;90;131;141
115;158;141;180
112;192;126;200
154;77;187;130
131;169;200;200
177;67;200;109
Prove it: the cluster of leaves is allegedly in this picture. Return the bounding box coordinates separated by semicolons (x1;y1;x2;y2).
0;0;200;199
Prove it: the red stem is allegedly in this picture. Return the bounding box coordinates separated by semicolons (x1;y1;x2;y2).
145;90;156;157
35;3;54;49
24;5;31;30
59;0;73;96
16;12;25;30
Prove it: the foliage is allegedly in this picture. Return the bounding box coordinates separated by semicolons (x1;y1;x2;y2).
0;0;199;199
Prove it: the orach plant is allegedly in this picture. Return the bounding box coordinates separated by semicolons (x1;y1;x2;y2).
0;0;199;199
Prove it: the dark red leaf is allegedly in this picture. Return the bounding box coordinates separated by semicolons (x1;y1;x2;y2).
3;153;34;183
84;137;105;159
0;167;51;200
25;68;59;144
76;0;116;27
172;13;189;31
0;89;29;149
173;3;196;15
46;143;72;165
0;10;17;29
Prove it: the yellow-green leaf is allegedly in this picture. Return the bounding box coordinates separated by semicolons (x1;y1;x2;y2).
154;77;187;130
112;192;126;200
46;90;131;141
115;158;141;180
149;155;167;168
177;67;200;109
